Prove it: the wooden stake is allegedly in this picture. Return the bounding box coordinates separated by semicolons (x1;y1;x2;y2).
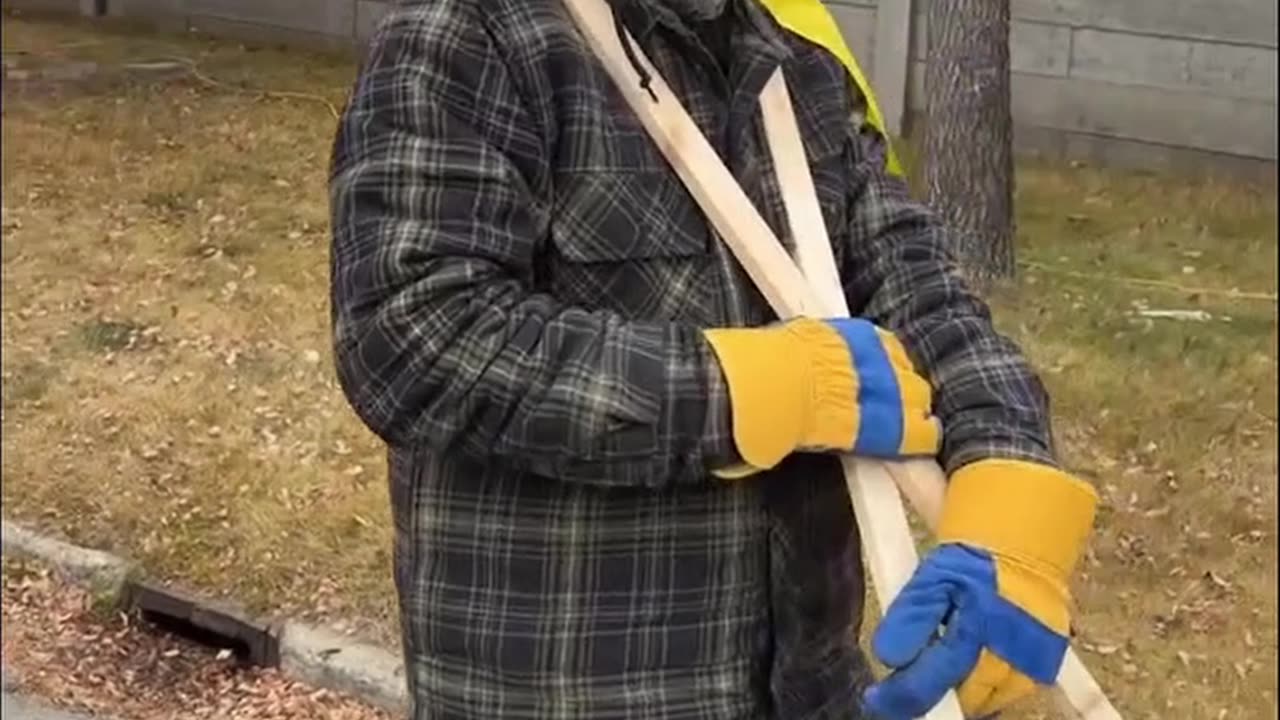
559;0;1121;717
761;74;1122;720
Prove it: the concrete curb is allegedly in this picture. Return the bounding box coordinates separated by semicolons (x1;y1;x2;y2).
1;521;135;603
0;519;409;716
279;621;409;715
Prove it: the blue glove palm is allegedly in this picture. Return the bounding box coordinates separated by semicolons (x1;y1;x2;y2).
862;460;1098;720
862;544;1067;719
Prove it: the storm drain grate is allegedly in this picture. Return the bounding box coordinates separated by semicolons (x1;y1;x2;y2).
125;580;280;668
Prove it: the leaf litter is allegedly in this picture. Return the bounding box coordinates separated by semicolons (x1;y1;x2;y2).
2;560;394;720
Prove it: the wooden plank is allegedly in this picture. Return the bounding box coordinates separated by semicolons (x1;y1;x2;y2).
559;0;962;717
871;0;913;136
759;81;947;642
759;71;846;315
561;0;1121;716
762;75;1123;720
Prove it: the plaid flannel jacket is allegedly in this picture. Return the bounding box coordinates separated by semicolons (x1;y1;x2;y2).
329;0;1057;717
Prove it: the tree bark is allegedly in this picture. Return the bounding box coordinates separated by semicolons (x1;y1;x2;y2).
923;0;1015;289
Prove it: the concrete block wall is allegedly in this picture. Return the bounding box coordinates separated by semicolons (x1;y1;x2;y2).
828;0;1277;175
4;0;378;50
4;0;1276;176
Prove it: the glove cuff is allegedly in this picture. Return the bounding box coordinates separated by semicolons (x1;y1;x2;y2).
703;319;855;473
939;459;1098;579
703;324;805;472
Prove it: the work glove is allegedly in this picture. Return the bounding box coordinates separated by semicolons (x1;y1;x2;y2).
703;317;940;476
862;459;1099;719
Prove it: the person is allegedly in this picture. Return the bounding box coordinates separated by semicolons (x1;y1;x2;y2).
328;0;1099;717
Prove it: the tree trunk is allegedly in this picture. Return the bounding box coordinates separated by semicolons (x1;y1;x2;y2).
923;0;1015;290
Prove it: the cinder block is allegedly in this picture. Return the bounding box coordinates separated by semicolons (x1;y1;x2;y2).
1189;42;1277;102
355;0;391;45
106;0;187;31
1016;123;1278;181
910;14;1069;78
1011;21;1070;77
911;62;1276;161
1011;0;1092;27
1071;27;1277;103
1013;0;1276;49
186;0;355;39
905;108;1277;181
1012;72;1277;160
3;0;83;14
186;13;353;52
1070;28;1192;89
826;3;876;66
108;0;184;17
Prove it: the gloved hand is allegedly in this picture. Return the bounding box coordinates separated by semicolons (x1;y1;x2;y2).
703;317;940;476
862;459;1099;719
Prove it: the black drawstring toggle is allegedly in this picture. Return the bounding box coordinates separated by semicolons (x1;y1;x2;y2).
612;5;658;103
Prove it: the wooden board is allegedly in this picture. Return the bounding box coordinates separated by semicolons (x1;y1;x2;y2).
559;0;960;717
560;0;1121;717
761;69;1122;720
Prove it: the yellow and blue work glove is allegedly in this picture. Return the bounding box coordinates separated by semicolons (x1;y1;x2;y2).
703;317;940;475
863;459;1099;719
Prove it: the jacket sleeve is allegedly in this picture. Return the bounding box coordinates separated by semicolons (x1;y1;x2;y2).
836;92;1059;474
328;6;734;487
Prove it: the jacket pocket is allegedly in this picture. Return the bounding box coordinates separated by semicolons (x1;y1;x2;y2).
545;169;717;321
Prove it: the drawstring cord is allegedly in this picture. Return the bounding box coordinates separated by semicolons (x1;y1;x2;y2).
612;4;658;102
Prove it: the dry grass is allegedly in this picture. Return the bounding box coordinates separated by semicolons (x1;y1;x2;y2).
1;14;395;644
984;164;1278;719
2;13;1276;719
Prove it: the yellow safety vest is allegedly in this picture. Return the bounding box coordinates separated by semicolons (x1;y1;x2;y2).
757;0;904;176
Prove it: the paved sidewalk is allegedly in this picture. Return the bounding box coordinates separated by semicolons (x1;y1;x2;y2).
1;668;102;720
1;690;103;720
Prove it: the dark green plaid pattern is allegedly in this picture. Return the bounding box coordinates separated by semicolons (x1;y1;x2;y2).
329;0;1057;717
